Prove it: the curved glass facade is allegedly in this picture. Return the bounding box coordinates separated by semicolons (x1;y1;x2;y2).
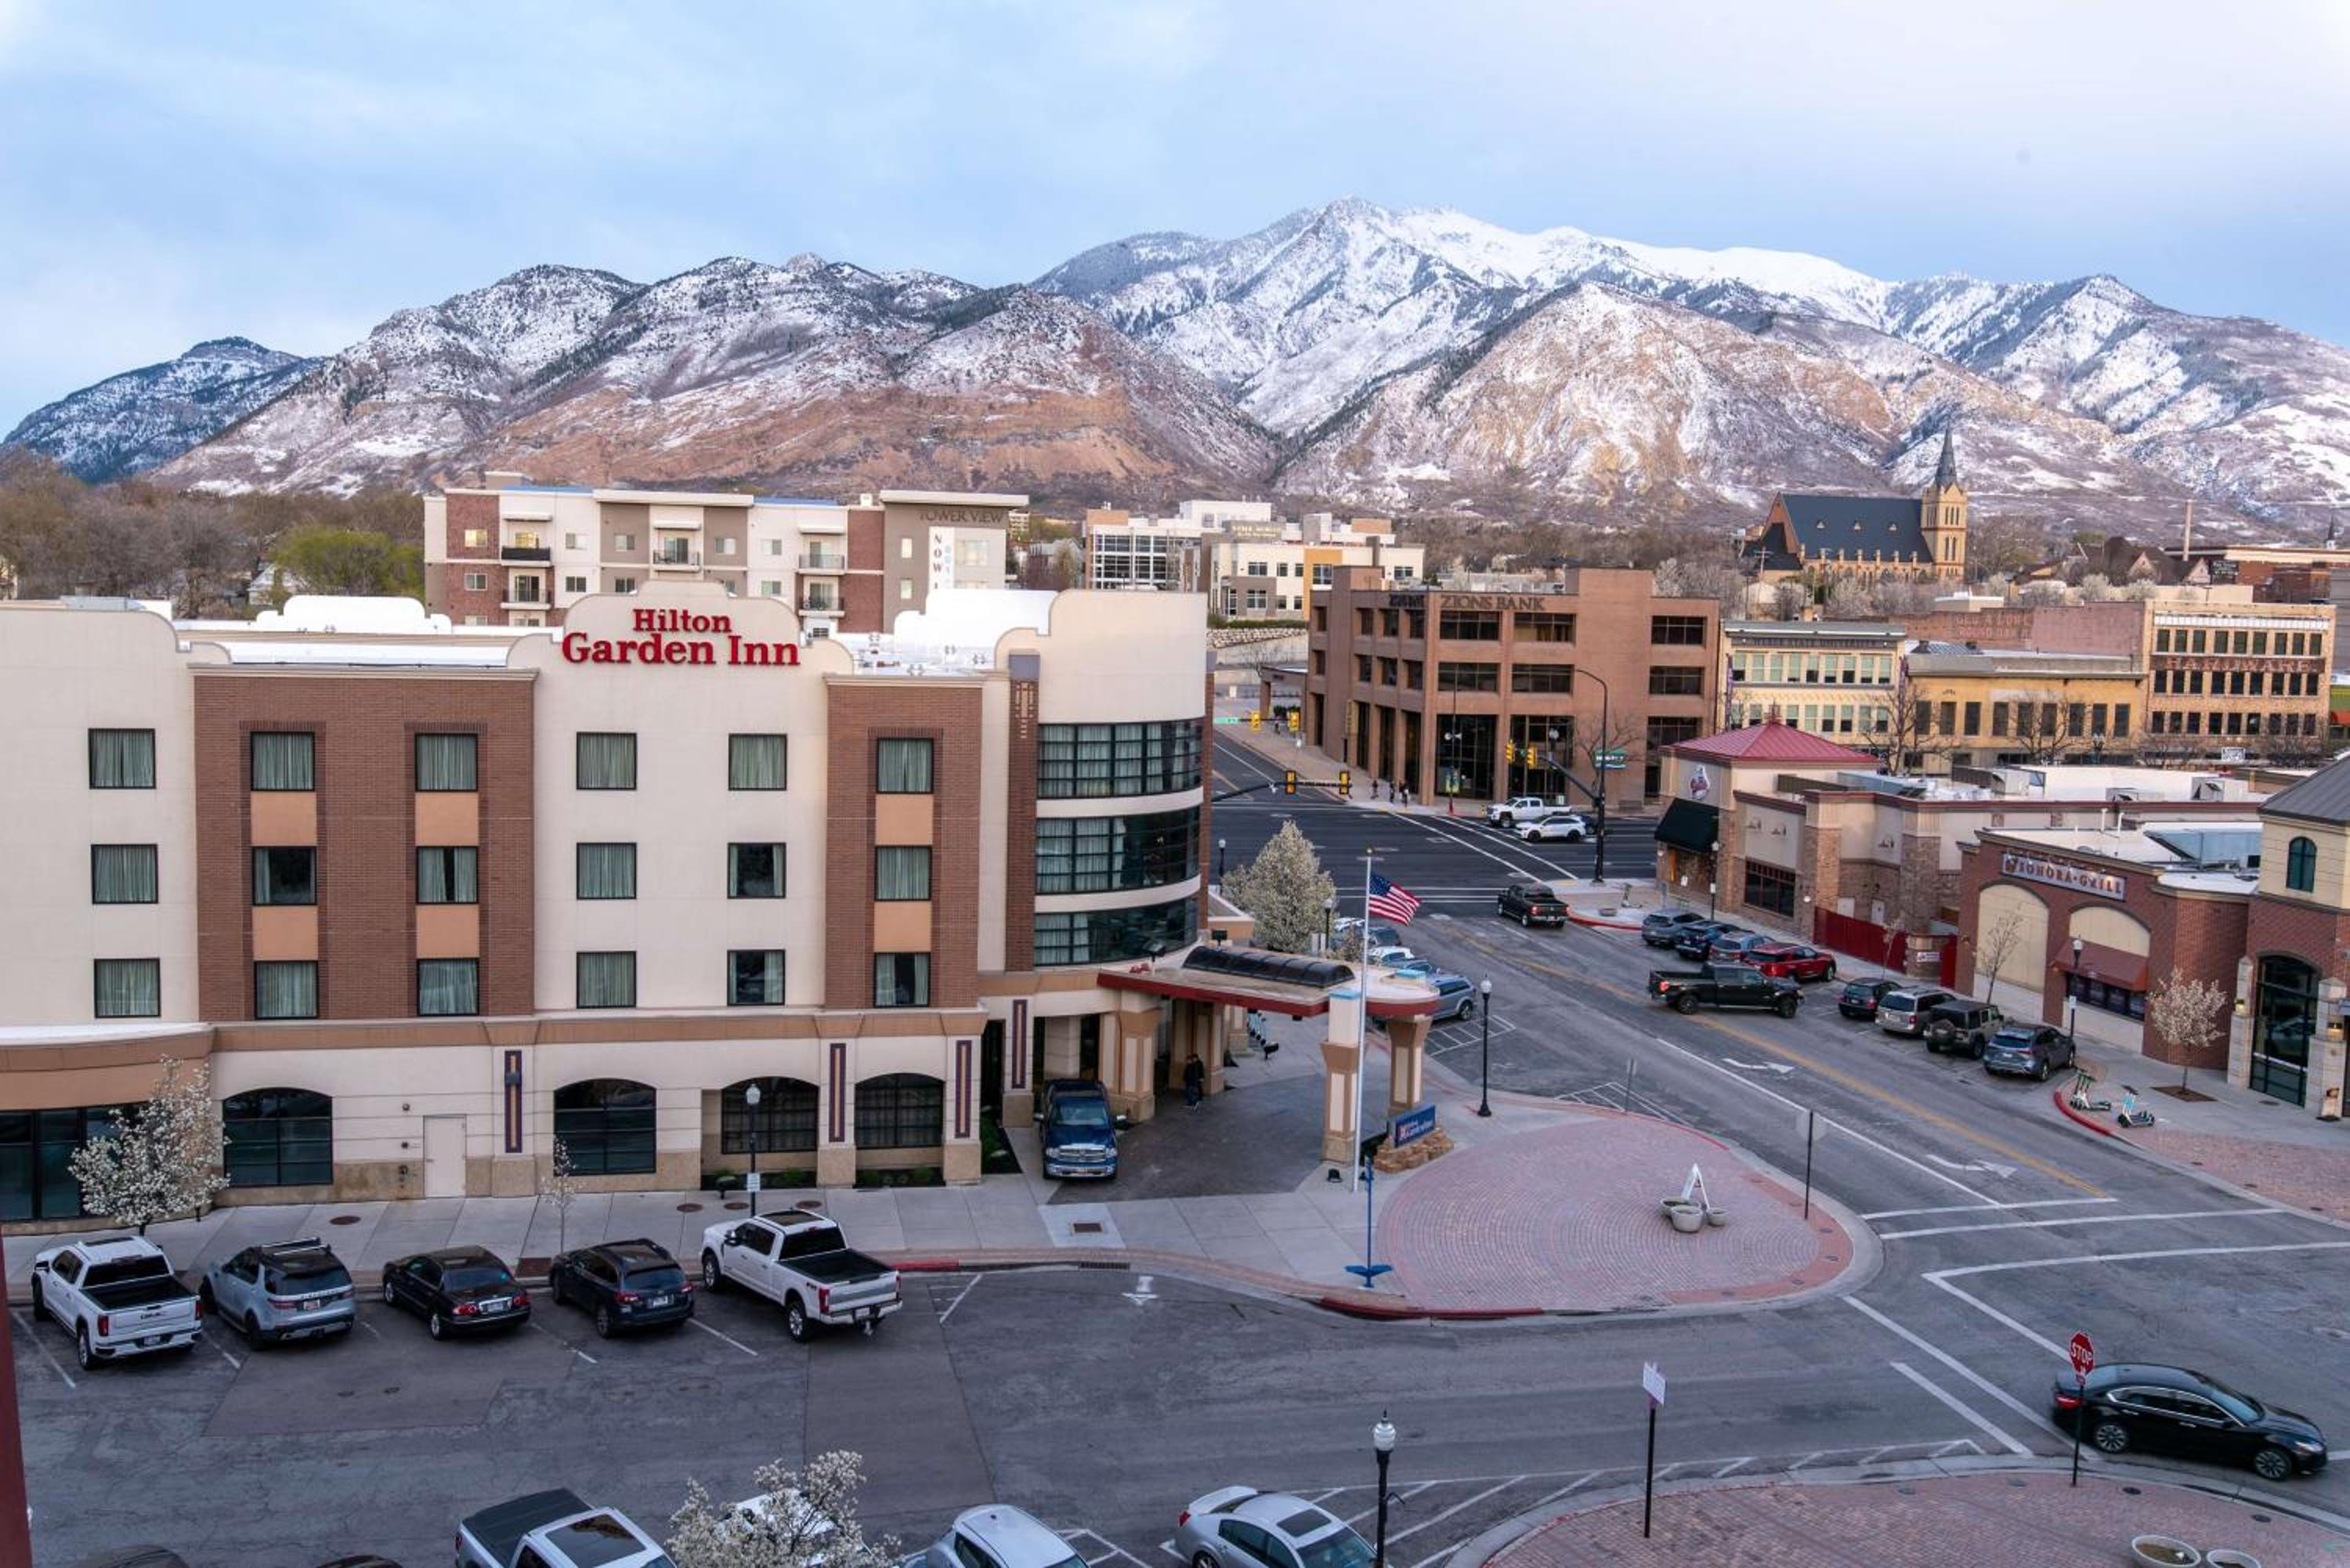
1034;895;1197;967
1036;807;1201;894
1037;720;1204;799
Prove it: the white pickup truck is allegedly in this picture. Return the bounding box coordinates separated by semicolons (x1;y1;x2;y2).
1484;795;1564;828
700;1208;901;1342
457;1489;669;1568
28;1234;204;1371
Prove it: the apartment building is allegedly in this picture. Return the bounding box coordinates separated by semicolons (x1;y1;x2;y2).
1209;520;1424;621
0;582;1331;1226
423;476;1022;635
1305;566;1719;808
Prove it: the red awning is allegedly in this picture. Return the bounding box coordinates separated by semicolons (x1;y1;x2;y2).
2055;941;2149;993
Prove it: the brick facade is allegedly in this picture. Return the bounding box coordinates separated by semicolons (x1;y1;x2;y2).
192;670;537;1023
441;493;504;626
841;508;885;633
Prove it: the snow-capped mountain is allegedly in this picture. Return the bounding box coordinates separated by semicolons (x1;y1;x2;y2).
5;338;320;482
11;199;2347;531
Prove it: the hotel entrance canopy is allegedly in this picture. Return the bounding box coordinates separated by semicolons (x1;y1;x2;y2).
1096;943;1441;1020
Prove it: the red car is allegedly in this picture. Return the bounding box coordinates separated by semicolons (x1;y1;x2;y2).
1748;942;1838;982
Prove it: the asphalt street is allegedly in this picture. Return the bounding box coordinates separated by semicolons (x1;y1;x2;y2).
16;740;2350;1563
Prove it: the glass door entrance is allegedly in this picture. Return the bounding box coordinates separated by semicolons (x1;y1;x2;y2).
2251;956;2316;1104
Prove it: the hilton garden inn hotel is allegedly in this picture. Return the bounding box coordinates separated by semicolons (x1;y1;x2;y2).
0;582;1255;1227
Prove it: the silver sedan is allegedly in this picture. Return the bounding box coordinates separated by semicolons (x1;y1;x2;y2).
1175;1488;1375;1568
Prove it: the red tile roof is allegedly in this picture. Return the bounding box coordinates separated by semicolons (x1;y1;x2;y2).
1669;721;1878;765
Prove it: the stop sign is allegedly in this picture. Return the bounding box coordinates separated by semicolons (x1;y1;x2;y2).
2069;1331;2095;1382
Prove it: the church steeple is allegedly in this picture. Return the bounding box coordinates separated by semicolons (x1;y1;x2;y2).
1919;429;1968;579
1933;428;1959;488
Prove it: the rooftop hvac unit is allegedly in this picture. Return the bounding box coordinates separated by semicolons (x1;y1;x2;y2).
2105;787;2141;803
2191;777;2226;801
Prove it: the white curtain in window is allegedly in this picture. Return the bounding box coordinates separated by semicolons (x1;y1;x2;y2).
873;953;929;1007
95;959;160;1017
729;844;783;898
255;961;317;1019
418;847;478;905
418;959;479;1016
578;952;635;1008
416;733;478;791
577;844;636;899
1073;726;1114;796
729;734;786;790
251;733;314;790
92;845;157;904
876;846;931;901
877;739;933;793
577;733;637;789
90;730;155;788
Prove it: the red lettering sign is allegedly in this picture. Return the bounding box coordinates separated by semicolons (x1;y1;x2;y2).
559;627;800;668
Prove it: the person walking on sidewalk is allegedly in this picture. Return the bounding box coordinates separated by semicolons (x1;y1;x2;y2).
1184;1054;1206;1107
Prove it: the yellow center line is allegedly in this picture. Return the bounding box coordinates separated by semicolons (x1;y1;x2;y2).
1445;926;2105;1196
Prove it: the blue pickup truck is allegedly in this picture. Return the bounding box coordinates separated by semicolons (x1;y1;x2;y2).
1040;1078;1118;1180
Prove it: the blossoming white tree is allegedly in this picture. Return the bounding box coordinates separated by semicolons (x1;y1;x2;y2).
68;1056;229;1234
540;1135;580;1255
2148;968;2231;1096
667;1450;898;1568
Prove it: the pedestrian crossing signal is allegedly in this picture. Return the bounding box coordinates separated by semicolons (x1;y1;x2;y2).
1283;769;1298;795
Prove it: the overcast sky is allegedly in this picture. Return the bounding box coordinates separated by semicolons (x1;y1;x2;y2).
3;0;2347;428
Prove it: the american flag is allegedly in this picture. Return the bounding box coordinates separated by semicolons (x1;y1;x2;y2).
1368;873;1422;925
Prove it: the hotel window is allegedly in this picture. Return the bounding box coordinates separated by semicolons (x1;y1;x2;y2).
577;843;637;900
415;732;477;791
728;843;785;898
222;1089;331;1188
1511;664;1574;694
251;732;315;791
554;1079;655;1173
723;1075;815;1152
417;959;479;1017
1437;663;1499;693
1438;609;1500;641
1650;616;1707;646
1036;720;1203;799
463;572;490;592
855;1073;945;1150
91;844;158;905
89;728;156;789
93;959;161;1019
252;847;317;906
1513;612;1575;643
1033;895;1196;966
729;733;787;789
417;846;479;905
1;1108;128;1220
255;960;319;1020
1035;808;1199;894
873;952;931;1007
877;737;935;793
1648;667;1705;696
876;845;932;901
576;732;637;789
576;952;638;1009
728;950;785;1007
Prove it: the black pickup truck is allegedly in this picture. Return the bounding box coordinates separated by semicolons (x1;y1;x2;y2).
1647;963;1801;1017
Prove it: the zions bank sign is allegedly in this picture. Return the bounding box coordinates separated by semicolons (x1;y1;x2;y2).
561;609;800;667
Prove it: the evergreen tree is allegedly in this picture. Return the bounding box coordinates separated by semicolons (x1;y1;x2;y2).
1223;822;1336;954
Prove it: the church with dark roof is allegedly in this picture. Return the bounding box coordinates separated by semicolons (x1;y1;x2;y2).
1742;432;1969;584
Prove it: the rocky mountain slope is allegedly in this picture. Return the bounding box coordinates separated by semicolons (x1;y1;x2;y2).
9;200;2345;531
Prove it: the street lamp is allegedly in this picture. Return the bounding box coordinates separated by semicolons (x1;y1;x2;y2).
1572;667;1612;881
1371;1412;1397;1568
743;1082;761;1218
2068;936;2084;1039
1217;837;1227;883
1323;893;1338;956
1476;980;1494;1117
1709;840;1723;917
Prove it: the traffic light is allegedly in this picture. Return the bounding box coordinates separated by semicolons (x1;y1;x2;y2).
1248;710;1261;732
1282;769;1298;795
1288;710;1300;732
1504;741;1518;766
1337;768;1351;793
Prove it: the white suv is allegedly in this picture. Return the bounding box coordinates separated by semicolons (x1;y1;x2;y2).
1519;812;1590;842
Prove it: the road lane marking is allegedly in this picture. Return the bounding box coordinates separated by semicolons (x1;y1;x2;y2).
1889;1360;2033;1455
10;1310;76;1388
1845;1296;2059;1439
1861;1199;2117;1220
938;1273;984;1324
687;1316;762;1357
1922;1241;2350;1361
530;1318;598;1364
1881;1205;2279;1241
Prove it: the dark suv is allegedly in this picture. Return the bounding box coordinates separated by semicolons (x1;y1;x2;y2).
548;1237;695;1337
1673;921;1744;960
1836;977;1900;1020
1641;911;1708;948
2055;1362;2326;1481
1923;999;2005;1057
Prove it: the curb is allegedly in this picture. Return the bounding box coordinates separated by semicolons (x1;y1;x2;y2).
2051;1087;2117;1137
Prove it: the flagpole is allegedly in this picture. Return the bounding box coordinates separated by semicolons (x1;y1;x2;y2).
1351;852;1372;1194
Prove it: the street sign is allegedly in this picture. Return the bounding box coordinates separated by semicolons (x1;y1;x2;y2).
1595;749;1628;764
2069;1331;2095;1382
2219;746;2247;765
1389;1101;1436;1149
1596;758;1628;771
1642;1361;1666;1407
1213;715;1244;725
745;1172;762;1194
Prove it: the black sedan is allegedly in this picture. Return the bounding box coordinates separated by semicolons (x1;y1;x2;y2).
1981;1023;2077;1081
2055;1363;2327;1481
1836;977;1900;1020
379;1246;530;1340
548;1237;695;1337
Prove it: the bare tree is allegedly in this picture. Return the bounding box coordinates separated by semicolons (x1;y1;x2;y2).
1769;579;1810;621
2004;691;2074;765
1822;578;1876;620
1972;908;2027;1006
540;1135;580;1256
2146;968;2230;1095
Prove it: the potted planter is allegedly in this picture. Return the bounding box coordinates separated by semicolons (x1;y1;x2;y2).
1661;1198;1703;1234
1703;1205;1729;1227
2130;1537;2201;1568
2204;1552;2261;1568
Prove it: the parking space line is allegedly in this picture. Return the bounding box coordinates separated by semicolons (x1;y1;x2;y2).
1336;1481;1435;1530
1860;1198;2116;1221
10;1310;75;1389
687;1317;762;1357
1881;1205;2276;1241
1380;1479;1519;1546
1846;1297;2056;1439
938;1274;984;1325
210;1336;242;1371
1156;1545;1183;1563
530;1319;598;1365
1711;1457;1752;1477
356;1314;384;1339
1889;1360;2032;1456
1525;1471;1600;1508
1787;1451;1823;1471
1064;1529;1151;1568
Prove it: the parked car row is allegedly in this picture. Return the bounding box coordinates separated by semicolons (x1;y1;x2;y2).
1640;912;1839;981
1835;980;2082;1081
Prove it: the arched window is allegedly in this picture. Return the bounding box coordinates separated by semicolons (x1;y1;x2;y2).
222;1088;332;1187
554;1079;656;1175
854;1074;943;1151
2286;836;2317;894
722;1078;817;1154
